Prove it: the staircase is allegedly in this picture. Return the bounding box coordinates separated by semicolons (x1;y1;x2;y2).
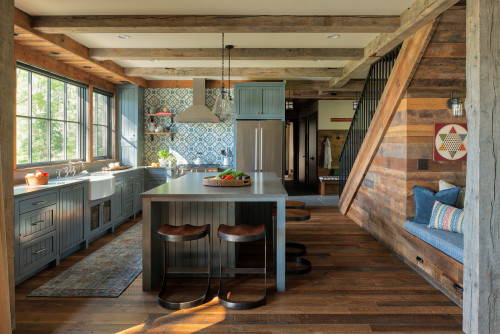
338;45;402;196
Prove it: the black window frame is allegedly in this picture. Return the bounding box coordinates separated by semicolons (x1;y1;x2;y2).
15;62;88;168
92;88;114;161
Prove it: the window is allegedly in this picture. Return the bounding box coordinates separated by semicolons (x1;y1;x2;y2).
16;64;86;166
93;90;113;159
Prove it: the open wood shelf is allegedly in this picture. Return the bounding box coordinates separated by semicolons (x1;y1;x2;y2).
146;132;177;141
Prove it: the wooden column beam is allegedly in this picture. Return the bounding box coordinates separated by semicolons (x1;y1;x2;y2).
463;0;500;332
125;67;342;78
338;19;438;215
90;47;364;61
14;8;145;87
329;0;460;88
0;0;15;331
31;15;400;34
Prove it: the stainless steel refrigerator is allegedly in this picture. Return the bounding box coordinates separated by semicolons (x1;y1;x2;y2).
235;120;284;178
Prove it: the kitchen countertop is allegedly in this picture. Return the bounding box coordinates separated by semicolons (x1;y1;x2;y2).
141;172;287;199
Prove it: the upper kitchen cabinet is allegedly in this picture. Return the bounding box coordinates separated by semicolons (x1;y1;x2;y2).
117;84;144;167
233;82;285;120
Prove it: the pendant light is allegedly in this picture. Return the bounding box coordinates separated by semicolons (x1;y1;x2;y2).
212;33;227;118
225;44;235;116
352;91;359;110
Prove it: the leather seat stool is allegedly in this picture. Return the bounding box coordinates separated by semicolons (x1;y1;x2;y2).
157;224;211;310
217;224;267;310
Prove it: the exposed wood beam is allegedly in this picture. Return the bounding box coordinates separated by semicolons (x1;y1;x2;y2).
289;90;358;100
286;79;364;92
338;19;438;215
14;8;145;87
90;48;364;61
125;67;342;78
31;15;399;34
329;0;461;88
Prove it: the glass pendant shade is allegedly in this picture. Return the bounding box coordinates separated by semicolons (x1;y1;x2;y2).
452;102;463;116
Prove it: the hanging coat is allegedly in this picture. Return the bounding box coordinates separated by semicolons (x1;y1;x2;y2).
324;137;332;169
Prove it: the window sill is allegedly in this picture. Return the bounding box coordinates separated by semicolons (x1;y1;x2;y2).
14;159;117;173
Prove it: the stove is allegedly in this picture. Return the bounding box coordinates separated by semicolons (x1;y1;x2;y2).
174;164;220;178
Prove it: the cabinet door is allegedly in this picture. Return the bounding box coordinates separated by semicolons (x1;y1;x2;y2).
236;87;262;118
262;87;285;118
111;181;123;222
122;179;135;218
102;200;113;229
134;178;144;213
59;184;85;254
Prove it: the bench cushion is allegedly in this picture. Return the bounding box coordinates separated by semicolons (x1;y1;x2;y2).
405;220;464;263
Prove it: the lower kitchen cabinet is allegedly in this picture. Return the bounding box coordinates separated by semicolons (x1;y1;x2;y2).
14;169;145;284
145;167;173;191
15;189;59;284
88;197;112;239
59;183;88;255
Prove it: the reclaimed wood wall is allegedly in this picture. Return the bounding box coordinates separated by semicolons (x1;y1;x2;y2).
347;4;467;306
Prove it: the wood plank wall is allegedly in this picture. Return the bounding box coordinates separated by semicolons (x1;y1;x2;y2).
317;130;348;194
347;4;466;306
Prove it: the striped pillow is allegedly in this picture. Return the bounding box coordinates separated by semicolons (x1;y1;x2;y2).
428;201;465;234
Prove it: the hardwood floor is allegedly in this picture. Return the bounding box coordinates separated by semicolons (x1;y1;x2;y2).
14;207;464;333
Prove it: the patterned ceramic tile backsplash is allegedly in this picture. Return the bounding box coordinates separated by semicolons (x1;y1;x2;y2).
143;88;234;166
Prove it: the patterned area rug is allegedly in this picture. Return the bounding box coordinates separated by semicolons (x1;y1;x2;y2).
29;222;142;298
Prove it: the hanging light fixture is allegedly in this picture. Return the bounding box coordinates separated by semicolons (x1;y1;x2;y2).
212;33;227;118
447;90;463;116
225;44;235;116
286;90;294;110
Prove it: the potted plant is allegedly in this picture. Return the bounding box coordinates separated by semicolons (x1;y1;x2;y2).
158;149;169;167
166;153;177;167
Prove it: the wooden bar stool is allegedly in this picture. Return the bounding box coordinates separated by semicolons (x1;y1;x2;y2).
217;224;266;310
272;208;312;275
157;224;211;310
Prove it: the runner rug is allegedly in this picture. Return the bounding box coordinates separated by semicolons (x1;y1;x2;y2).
29;222;142;298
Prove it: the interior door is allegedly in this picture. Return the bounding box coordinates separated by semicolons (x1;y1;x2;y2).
307;113;318;187
298;117;307;183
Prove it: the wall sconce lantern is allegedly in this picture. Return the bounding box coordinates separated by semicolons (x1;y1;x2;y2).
352;91;359;111
447;90;463;117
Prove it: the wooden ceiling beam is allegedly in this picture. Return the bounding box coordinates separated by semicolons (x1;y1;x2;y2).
90;48;364;61
329;0;461;88
14;8;146;87
286;79;364;91
289;90;358;100
125;67;343;78
31;15;399;34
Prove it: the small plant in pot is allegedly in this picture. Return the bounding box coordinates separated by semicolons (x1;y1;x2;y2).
158;149;169;167
158;149;177;167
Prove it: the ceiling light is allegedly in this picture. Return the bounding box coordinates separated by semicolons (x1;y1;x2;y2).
326;34;341;39
117;34;131;39
150;60;159;62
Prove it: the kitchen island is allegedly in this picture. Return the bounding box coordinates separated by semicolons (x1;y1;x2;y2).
141;172;288;291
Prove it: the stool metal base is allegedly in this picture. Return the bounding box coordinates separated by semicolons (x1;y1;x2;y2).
286;256;312;276
286;242;307;257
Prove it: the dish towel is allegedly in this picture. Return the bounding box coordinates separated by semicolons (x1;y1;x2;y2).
324;138;332;169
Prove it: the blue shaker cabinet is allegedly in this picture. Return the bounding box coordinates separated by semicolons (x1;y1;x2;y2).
59;182;88;255
117;84;144;167
233;82;285;120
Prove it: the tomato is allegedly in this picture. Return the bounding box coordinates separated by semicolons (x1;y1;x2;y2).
43;172;49;176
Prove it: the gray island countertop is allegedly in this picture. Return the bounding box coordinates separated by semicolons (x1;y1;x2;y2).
141;172;288;200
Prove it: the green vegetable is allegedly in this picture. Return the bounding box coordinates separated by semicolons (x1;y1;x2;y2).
158;149;169;159
217;168;232;178
231;171;245;177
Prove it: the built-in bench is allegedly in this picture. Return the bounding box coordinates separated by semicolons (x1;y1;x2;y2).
319;176;339;196
404;220;463;263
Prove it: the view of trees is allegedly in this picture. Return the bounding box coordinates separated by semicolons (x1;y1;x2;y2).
16;68;81;165
93;92;109;158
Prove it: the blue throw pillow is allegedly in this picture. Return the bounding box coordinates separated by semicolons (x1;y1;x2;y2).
413;186;461;224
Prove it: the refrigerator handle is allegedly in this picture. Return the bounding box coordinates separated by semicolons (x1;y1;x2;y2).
259;128;263;172
254;128;259;172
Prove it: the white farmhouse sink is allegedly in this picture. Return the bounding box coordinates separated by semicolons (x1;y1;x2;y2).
78;175;115;201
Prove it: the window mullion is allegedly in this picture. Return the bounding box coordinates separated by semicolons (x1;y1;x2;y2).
47;77;51;161
64;82;68;161
28;72;32;164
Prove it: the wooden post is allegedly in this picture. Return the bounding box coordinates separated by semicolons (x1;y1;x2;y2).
0;0;15;331
463;0;500;333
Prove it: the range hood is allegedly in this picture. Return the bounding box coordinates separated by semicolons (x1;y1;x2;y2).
175;78;220;123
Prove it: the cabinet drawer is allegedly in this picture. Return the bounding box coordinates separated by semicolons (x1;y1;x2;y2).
19;192;57;214
19;205;56;243
147;168;167;176
123;199;134;216
19;231;57;276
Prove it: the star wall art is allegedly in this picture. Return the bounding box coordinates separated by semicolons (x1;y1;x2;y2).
434;123;468;161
